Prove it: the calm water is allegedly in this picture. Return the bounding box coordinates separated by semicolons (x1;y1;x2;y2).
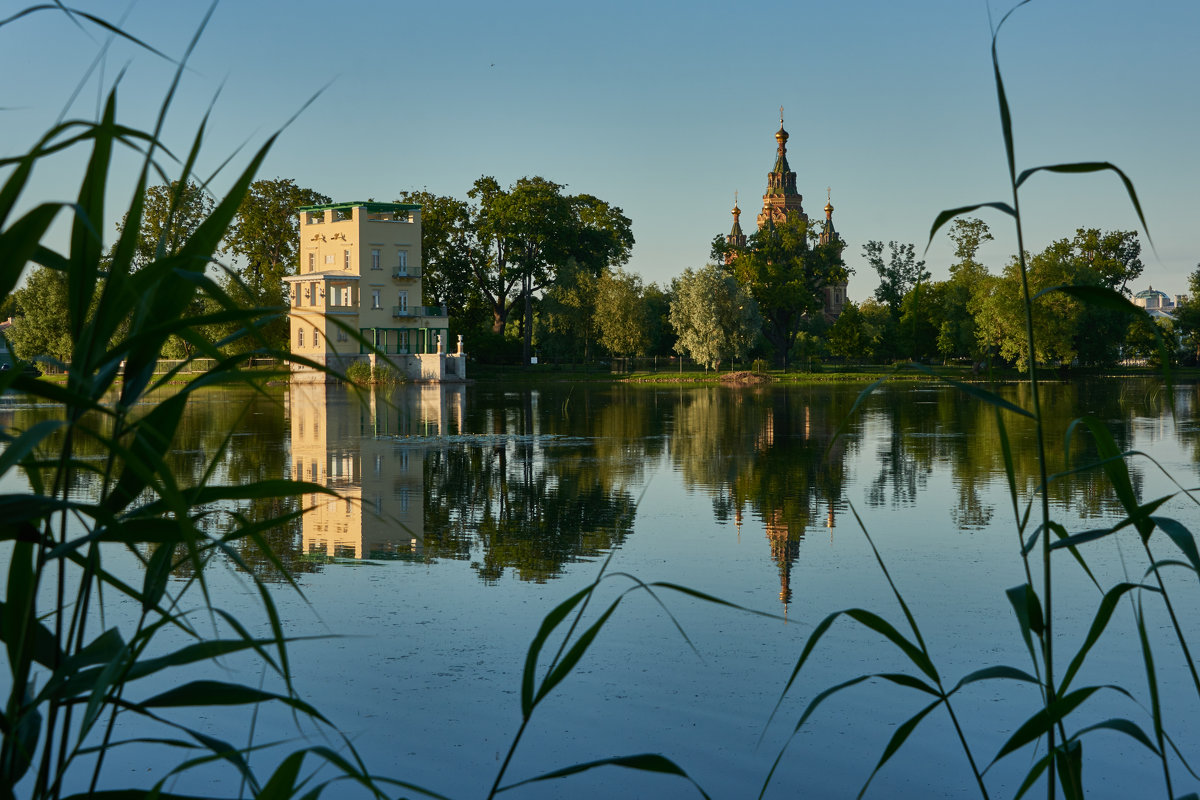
6;378;1200;798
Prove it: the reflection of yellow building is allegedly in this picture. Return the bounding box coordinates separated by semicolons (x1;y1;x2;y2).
289;383;465;559
284;201;466;383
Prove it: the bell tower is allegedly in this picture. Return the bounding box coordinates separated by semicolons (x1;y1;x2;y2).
757;107;807;229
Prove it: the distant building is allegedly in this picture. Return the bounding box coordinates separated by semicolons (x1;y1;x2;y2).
1132;286;1186;319
285;201;465;383
725;112;848;319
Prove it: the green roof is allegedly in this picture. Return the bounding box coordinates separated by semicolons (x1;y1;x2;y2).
297;201;422;213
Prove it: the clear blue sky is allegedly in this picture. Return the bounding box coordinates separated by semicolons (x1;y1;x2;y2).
5;1;1198;299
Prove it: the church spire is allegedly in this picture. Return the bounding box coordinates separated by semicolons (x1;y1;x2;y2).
727;192;746;247
819;187;837;245
758;107;806;229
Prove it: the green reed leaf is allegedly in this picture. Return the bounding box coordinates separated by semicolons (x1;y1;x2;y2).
1149;516;1200;578
1066;415;1150;538
499;753;712;799
992;687;1100;763
533;596;621;708
0;600;61;671
4;541;37;677
1073;718;1160;755
1055;738;1084;800
0;419;66;478
0;203;61;303
67;90;113;351
257;750;307;800
521;586;590;717
950;665;1040;694
1016;162;1150;246
759;674;872;799
927;202;1016;252
139;680;328;722
142;543;175;613
763;610;841;739
1006;583;1043;667
859;698;942;800
1013;751;1053;800
845;608;938;682
1060;582;1142;693
876;672;938;696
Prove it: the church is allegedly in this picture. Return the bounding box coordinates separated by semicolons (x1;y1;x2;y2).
725;112;848;319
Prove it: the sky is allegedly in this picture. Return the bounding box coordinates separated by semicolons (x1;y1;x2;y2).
5;0;1199;300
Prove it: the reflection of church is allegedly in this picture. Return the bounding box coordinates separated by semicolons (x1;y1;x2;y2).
725;111;848;319
289;383;464;560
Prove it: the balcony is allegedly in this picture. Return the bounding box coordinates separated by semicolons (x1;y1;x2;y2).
392;268;421;280
392;305;448;319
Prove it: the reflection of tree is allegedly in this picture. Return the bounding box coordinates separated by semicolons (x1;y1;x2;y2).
861;379;1164;527
4;385;312;580
422;385;659;582
670;386;858;609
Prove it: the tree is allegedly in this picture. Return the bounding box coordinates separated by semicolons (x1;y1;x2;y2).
539;258;600;361
225;178;330;298
465;176;633;363
222;178;329;350
730;212;847;368
1172;264;1200;363
863;240;929;315
669;265;761;371
595;268;648;358
118;180;215;270
395;189;474;311
7;266;73;363
937;218;993;362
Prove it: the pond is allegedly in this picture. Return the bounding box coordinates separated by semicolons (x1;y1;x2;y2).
6;377;1200;798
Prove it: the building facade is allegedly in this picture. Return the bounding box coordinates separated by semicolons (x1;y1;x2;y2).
285;201;465;382
726;114;848;319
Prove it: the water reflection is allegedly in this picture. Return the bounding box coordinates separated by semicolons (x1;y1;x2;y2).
288;384;640;582
289;383;462;561
4;377;1186;595
667;385;858;608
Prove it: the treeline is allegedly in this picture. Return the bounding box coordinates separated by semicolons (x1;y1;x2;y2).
830;220;1200;369
7;175;1190;372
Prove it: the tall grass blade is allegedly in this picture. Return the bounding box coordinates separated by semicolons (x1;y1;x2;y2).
858;698;942;799
991;687;1100;763
498;753;712;799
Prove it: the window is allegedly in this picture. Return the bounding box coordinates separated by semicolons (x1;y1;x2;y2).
298;327;304;347
399;486;409;512
372;289;381;309
397;291;408;313
337;327;348;343
397;250;408;275
344;249;350;270
309;284;316;306
308;253;315;272
371;249;381;270
313;327;319;348
325;254;335;265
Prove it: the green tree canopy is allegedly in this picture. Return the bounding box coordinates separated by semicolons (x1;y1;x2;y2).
224;178;330;298
595;268;649;358
669;264;761;371
117;180;215;270
729;212;847;368
8;266;73;363
863;240;929;316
